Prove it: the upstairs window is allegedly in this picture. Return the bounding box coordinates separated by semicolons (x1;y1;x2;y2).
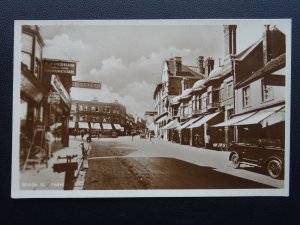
79;105;83;111
227;82;233;98
262;79;274;102
21;33;33;71
242;86;251;107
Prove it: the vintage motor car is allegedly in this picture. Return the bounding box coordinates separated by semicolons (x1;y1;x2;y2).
228;140;284;179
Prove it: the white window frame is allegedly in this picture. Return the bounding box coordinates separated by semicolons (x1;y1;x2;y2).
242;86;251;107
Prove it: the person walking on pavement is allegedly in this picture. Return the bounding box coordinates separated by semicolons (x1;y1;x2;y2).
80;143;88;160
45;127;54;159
205;133;211;149
132;132;135;141
195;133;200;147
97;130;101;140
80;130;85;141
74;129;78;139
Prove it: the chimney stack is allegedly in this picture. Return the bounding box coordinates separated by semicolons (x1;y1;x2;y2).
204;58;214;79
174;57;182;76
197;56;205;74
263;25;271;64
223;25;237;62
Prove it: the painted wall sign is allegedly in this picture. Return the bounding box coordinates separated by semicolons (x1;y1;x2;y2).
72;81;101;89
43;59;76;76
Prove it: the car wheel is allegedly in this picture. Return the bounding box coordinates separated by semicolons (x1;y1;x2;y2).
231;153;240;169
267;159;282;179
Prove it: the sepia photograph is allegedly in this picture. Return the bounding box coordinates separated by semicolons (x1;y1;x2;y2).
12;19;291;198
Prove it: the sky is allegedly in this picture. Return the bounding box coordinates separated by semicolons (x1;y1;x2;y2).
38;20;289;117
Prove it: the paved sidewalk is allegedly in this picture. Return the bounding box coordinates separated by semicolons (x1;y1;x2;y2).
20;137;91;190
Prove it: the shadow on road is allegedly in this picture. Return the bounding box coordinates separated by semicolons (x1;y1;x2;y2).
84;157;275;190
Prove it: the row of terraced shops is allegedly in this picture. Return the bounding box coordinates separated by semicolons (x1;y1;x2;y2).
153;25;286;150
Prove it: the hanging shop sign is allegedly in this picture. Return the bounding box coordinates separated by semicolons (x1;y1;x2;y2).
42;59;76;76
51;75;71;107
47;92;60;105
72;81;101;89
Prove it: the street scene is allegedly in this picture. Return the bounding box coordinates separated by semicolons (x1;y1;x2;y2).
13;20;289;196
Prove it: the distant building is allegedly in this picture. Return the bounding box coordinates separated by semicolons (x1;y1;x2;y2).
70;99;126;135
153;57;204;139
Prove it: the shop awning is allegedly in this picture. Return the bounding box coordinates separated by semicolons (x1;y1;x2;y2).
91;123;101;129
176;117;201;130
156;115;168;123
187;112;220;128
261;107;285;128
161;119;180;130
233;106;284;127
78;122;90;129
212;112;256;127
113;124;122;130
102;123;112;130
68;121;76;128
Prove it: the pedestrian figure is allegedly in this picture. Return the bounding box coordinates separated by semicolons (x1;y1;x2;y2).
195;134;200;147
97;130;101;140
150;133;152;142
132;132;135;141
45;127;54;159
205;133;211;149
74;129;78;139
80;130;85;141
80;143;88;160
171;132;175;143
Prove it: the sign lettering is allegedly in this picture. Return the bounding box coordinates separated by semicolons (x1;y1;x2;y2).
42;59;76;76
72;81;101;89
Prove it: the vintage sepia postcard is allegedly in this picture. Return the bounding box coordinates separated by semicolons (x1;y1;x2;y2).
12;19;291;198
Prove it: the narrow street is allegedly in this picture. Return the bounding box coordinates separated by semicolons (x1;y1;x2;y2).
83;136;284;190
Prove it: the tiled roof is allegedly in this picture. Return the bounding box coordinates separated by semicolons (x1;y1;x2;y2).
166;59;204;78
234;38;263;61
235;53;286;89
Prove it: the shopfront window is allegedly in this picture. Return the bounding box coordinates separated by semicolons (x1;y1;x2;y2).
21;33;33;71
